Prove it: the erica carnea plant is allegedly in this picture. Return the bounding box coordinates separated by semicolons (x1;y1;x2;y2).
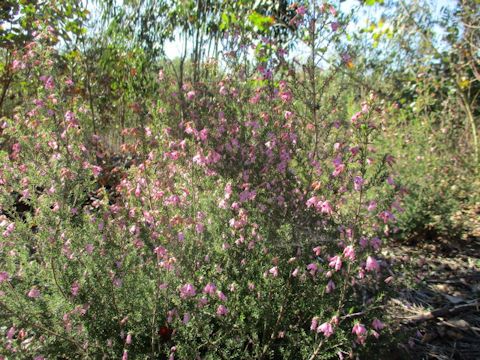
0;2;402;359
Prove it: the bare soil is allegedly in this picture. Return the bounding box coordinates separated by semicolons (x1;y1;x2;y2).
383;204;480;360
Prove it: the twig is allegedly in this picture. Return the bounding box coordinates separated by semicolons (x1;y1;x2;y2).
403;301;479;324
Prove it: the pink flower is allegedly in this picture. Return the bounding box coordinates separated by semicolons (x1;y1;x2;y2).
359;237;368;248
203;283;216;295
269;266;278;277
356;336;366;344
317;322;334;338
371;237;382;251
328;256;342;271
91;166;102;177
7;327;15;340
280;91;292;103
350;111;362;123
0;272;9;283
28;289;41;298
352;323;367;336
310;317;319;331
154;246;167;257
44;76;54;90
64;110;78;127
306;196;317;208
372;318;384;330
296;6;306;15
343;245;355;260
326;280;336;293
217;291;227;301
306;263;317;276
353;176;364;191
365;256;380;272
122;350;128;360
318;200;334;215
186;91;196;101
379;210;396;223
216;305;229;316
86;244;94;255
71;281;80;296
195;222;204;233
126;333;132;344
180;283;196;298
331;22;340;31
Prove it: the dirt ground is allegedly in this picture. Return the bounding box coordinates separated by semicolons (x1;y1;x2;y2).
383;204;480;360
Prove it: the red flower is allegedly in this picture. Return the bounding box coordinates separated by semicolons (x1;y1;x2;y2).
159;326;172;341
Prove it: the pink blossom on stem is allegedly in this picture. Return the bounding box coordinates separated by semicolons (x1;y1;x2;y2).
306;196;317;208
0;272;9;283
318;200;334;215
306;263;317;276
317;322;334;338
352;323;367;336
353;176;364;191
372;318;384;330
379;210;396;223
203;283;216;295
326;280;336;293
343;245;355;260
296;6;306;15
328;256;342;271
217;291;227;301
180;283;196;298
186;91;196;101
280;91;292;102
269;266;278;277
28;289;40;298
91;166;102;177
216;305;229;316
365;256;380;272
6;327;15;340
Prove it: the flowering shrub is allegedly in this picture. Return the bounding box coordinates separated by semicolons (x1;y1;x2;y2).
0;3;402;359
